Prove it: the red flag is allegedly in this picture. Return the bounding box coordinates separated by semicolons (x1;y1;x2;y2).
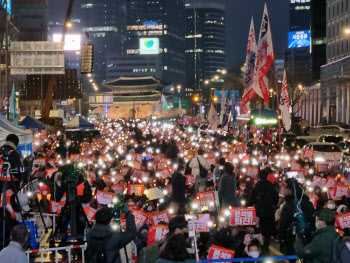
242;18;257;114
253;3;274;106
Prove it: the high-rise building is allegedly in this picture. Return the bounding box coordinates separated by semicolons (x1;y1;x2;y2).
321;0;350;124
185;0;226;101
80;0;126;85
107;0;185;87
284;0;312;87
12;0;48;41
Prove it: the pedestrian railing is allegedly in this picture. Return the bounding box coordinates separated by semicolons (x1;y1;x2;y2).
26;244;86;263
200;255;299;262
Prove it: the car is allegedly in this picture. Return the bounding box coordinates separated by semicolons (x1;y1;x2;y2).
284;138;309;150
303;142;343;162
318;135;344;144
281;132;297;142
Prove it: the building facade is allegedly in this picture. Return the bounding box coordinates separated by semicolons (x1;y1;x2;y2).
185;0;226;100
321;0;350;124
80;0;126;84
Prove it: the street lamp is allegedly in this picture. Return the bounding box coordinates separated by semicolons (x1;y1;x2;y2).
213;96;219;103
221;69;227;75
204;80;210;85
345;28;350;34
214;75;219;80
193;95;200;102
177;85;182;90
89;79;93;82
66;22;72;28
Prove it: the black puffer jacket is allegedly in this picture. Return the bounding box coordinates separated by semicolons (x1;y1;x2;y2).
248;178;279;218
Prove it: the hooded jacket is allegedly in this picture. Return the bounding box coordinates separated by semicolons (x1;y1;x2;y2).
86;212;137;263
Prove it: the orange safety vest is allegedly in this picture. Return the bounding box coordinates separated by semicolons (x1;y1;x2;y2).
0;189;15;218
55;182;85;214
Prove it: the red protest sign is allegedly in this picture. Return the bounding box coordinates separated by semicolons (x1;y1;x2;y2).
111;183;125;194
132;168;143;179
158;168;171;180
155;162;167;171
325;177;336;189
186;175;195;185
311;176;325;188
147;225;169;246
336;212;350;229
131;210;148;228
308;195;318;209
150;211;171;225
35;158;47;166
96;190;114;205
70;154;80;162
127;203;139;212
188;214;211;233
267;173;278;184
46;168;58;179
208;245;235;262
246;166;259;177
128;184;144;196
121;167;129;176
303;148;314;159
229;207;256;226
291;162;301;171
333;185;350;200
316;164;328;173
153;153;165;162
197;191;216;202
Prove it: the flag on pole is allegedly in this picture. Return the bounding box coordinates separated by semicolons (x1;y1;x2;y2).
152;103;158;115
10;84;18;126
221;91;231;130
253;3;274;106
280;70;291;131
179;98;183;118
242;18;257;114
208;103;219;130
158;94;168;115
220;89;226;124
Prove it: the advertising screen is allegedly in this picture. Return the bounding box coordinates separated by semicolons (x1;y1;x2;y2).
140;38;160;55
53;34;81;51
288;30;311;48
291;0;310;3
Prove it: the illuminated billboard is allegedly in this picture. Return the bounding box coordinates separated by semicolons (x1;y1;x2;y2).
53;34;81;51
140;38;159;55
288;30;311;48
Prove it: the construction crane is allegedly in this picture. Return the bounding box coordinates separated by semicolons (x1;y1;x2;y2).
39;0;75;134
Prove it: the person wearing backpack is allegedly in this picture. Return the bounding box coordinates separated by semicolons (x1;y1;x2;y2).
86;206;137;263
294;208;348;263
218;162;239;208
189;149;210;193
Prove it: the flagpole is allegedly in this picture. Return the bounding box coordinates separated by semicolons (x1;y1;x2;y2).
272;50;282;153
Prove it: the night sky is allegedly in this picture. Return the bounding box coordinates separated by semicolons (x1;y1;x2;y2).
48;0;290;70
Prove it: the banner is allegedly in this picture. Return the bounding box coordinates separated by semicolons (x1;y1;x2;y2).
96;190;114;205
280;70;291;131
128;184;144;196
150;211;171;225
336;212;350;229
208;245;235;262
147;225;169;246
229;207;256;226
252;3;274;106
308;195;318;209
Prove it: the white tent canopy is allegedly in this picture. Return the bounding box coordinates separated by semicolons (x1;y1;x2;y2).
0;114;33;146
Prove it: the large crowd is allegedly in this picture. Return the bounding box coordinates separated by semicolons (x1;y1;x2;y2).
0;119;350;263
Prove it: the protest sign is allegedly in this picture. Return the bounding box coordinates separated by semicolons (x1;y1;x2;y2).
147;225;169;246
150;211;171;225
96;190;114;205
208;245;235;262
229;207;256;226
336;212;350;229
128;184;144;196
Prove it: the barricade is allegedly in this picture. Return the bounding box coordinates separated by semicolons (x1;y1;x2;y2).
26;244;86;263
201;255;299;262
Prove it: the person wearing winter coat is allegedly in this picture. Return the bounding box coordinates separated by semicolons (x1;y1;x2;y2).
294;209;339;263
189;149;210;193
218;162;239;208
248;169;279;256
86;207;137;263
172;164;187;214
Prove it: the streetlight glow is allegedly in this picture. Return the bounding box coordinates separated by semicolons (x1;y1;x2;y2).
345;28;350;34
66;22;72;28
204;80;210;85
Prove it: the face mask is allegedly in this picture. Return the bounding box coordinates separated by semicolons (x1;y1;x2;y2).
248;251;259;258
244;247;248;254
346;243;350;250
180;170;185;175
57;181;61;187
315;221;322;230
146;206;152;212
240;187;246;190
42;191;48;196
291;143;295;147
305;160;309;163
327;204;336;210
305;165;309;169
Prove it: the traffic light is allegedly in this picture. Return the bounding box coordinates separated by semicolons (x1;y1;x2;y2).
166;104;171;110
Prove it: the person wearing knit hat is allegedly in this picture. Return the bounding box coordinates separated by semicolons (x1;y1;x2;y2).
295;209;340;263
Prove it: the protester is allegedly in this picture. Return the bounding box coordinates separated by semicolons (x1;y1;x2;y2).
86;206;137;263
172;164;187;214
189;149;210;193
248;169;279;256
218;162;239;208
294;209;339;262
0;225;28;263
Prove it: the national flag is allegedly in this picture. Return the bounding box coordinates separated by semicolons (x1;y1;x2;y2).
10;84;18;126
242;18;257;114
221;91;231;130
208;103;219;130
158;95;167;114
253;3;274;106
280;70;291;131
220;89;226;123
